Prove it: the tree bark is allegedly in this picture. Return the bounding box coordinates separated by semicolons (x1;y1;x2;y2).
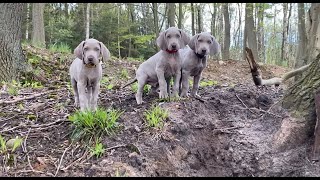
257;3;265;62
26;3;30;40
281;3;288;63
295;3;308;70
31;3;45;48
167;3;175;27
211;3;217;37
85;3;90;39
191;3;195;36
222;3;230;60
178;3;183;29
243;3;259;62
197;4;203;33
277;4;320;151
0;3;27;82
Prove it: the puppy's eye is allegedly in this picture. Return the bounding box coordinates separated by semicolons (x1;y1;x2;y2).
176;34;180;38
208;41;212;44
199;39;203;42
167;35;171;39
84;48;88;51
94;48;99;51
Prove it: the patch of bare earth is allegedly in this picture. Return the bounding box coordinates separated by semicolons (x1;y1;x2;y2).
0;50;318;176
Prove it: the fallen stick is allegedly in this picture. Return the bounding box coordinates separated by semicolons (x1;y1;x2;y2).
0;89;64;105
55;143;72;177
235;94;254;113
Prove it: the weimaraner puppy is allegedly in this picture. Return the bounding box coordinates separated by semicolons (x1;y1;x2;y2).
179;32;220;98
122;27;190;104
69;38;110;111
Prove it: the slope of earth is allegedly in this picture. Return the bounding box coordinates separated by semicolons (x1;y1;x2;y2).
0;46;316;177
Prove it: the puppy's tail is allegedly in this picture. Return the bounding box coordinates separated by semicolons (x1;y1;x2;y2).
121;78;137;89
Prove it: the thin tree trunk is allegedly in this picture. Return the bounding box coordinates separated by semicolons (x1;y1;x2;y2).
85;3;90;39
26;3;30;40
243;3;259;62
281;3;288;63
257;3;265;62
117;4;121;58
178;3;183;29
211;3;217;37
222;3;230;60
64;3;68;19
197;4;203;33
295;3;308;70
152;3;159;51
167;3;175;27
0;3;27;82
31;3;45;48
191;3;195;36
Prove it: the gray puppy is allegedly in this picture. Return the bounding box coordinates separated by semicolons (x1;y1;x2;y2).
122;27;190;104
69;38;110;111
179;32;220;98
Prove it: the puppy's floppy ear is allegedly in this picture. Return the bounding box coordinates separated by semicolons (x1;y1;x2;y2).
178;29;190;49
188;34;199;51
209;35;221;56
156;30;167;51
99;41;110;62
74;41;85;59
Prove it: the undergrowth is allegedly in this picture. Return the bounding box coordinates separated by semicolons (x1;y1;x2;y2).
144;105;168;128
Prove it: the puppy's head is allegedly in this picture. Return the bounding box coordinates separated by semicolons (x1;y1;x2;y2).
74;39;110;66
156;27;190;51
188;32;220;56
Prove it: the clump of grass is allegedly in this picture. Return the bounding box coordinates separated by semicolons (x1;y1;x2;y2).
48;43;71;53
89;140;105;158
144;105;169;128
69;108;123;142
131;82;151;94
0;135;23;166
200;80;218;87
120;69;129;80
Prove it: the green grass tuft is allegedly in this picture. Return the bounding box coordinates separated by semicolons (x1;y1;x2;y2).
48;43;71;53
69;108;123;142
144;105;168;128
131;82;151;94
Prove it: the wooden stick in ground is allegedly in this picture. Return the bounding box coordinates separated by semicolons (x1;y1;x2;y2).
0;89;63;105
312;90;320;161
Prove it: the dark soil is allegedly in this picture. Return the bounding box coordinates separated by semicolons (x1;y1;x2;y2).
0;46;318;177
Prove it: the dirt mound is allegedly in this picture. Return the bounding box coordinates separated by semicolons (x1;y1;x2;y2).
0;47;315;177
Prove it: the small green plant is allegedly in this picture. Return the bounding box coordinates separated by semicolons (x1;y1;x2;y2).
0;135;23;167
2;80;20;96
144;105;169;128
90;141;105;158
69;108;123;142
200;80;218;87
48;43;71;53
21;80;43;89
131;82;151;94
120;69;129;80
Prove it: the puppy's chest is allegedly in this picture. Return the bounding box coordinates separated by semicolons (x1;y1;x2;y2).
164;57;180;77
190;60;205;76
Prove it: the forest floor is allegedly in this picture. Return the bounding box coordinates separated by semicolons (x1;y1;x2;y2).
0;46;319;177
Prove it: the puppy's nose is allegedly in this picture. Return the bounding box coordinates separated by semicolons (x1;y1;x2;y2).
172;45;177;49
201;49;207;54
88;57;94;62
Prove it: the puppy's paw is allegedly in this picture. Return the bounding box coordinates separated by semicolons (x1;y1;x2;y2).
180;92;189;98
159;91;169;99
74;101;79;107
191;93;201;99
136;100;145;105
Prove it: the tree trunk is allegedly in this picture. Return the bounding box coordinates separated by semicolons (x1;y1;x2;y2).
0;3;26;82
117;4;121;58
222;3;230;60
64;3;68;19
281;3;288;63
276;4;320;151
191;3;195;36
178;3;183;29
26;3;30;40
167;3;175;27
85;3;90;39
295;3;308;69
306;3;320;64
243;3;259;62
197;4;203;33
257;3;265;62
152;3;159;51
211;3;217;37
31;3;45;48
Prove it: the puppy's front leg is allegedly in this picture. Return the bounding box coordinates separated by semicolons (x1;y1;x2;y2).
90;82;100;111
191;73;202;98
77;82;89;111
156;68;168;99
172;69;181;98
71;78;79;107
180;70;190;97
166;77;171;98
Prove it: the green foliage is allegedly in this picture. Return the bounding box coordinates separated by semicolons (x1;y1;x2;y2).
0;135;7;154
200;80;218;87
120;69;129;80
48;43;71;53
69;108;123;142
131;82;151;94
144;105;169;128
90;141;105;158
